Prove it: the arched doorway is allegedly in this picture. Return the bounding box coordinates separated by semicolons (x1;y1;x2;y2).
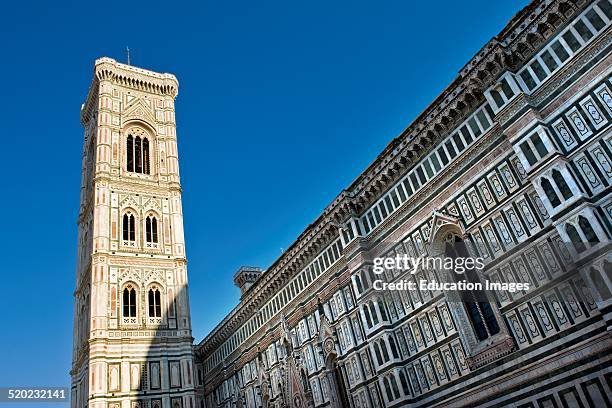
325;353;350;408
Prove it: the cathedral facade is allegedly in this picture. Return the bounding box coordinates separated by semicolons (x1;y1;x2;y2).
195;0;612;407
73;0;612;407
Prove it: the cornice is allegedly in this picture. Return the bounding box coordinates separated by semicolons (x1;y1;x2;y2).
81;57;179;125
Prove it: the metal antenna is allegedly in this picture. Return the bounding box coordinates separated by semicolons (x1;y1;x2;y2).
126;46;131;65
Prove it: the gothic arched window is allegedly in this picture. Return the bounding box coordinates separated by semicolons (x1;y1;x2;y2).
590;268;611;300
380;339;390;362
123;212;136;241
541;177;561;207
354;274;364;294
143;138;150;174
148;287;162;317
127;135;134;172
399;371;410;395
123;286;137;317
390;375;400;400
605;261;612;284
445;234;500;341
377;299;388;322
383;378;393;401
126;131;151;175
552;169;573;200
578;216;599;246
566;223;586;253
388;336;399;359
146;215;159;243
363;304;373;328
135;136;142;173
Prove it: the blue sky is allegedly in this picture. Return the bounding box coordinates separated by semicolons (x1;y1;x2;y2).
0;0;528;396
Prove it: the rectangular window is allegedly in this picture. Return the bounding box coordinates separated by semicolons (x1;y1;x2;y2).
430;153;441;172
373;207;382;223
386;194;396;211
562;31;581;52
390;189;400;206
452;133;466;152
423;160;434;178
362;216;371;234
333;242;341;259
445;140;457;158
551;40;570;62
437;147;449;165
574;19;594;41
410;173;420;189
520;70;538;90
416;166;427;184
466;120;480;139
598;0;612;20
531;60;548;81
402;178;413;196
540;50;558;72
586;9;606;31
379;202;388;218
476;110;491;129
368;212;376;229
396;185;406;202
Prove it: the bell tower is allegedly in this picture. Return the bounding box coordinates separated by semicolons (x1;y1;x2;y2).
71;57;196;408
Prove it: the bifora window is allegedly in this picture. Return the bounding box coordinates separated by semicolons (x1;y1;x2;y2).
123;212;136;241
123;285;137;318
148;286;162;318
146;215;159;243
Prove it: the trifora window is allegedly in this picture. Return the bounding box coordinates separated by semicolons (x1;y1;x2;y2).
126;129;150;174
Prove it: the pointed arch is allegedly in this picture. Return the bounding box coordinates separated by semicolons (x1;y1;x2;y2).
552;169;573;199
122;211;136;242
143;137;150;174
566;223;586;253
148;285;162;318
145;213;159;243
126;135;134;172
589;267;611;300
125;126;153;175
578;216;599;246
541;177;561;207
388;335;399;359
383;377;392;401
122;213;129;240
122;283;137;318
135;136;142;173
